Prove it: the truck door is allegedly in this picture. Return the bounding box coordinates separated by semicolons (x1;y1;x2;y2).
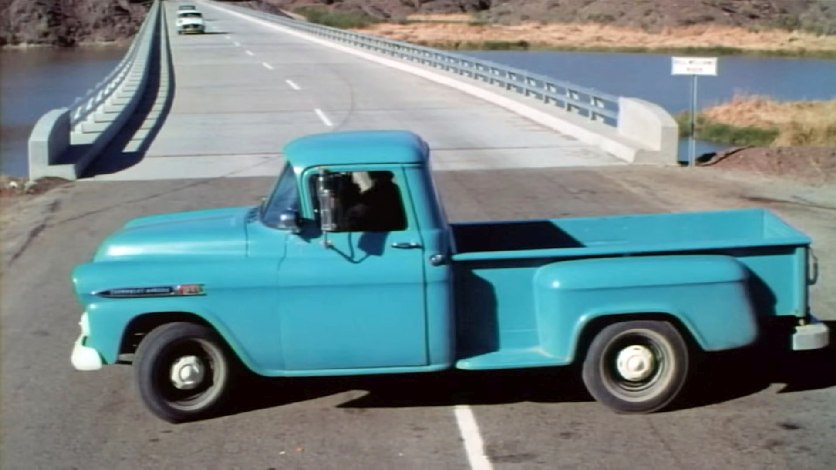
278;168;428;370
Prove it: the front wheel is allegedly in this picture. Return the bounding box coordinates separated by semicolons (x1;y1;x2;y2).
582;320;689;413
134;322;233;423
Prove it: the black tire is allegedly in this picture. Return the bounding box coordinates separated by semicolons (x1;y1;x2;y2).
134;322;233;423
582;320;689;413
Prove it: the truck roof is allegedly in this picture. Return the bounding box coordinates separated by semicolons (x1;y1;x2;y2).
282;130;429;169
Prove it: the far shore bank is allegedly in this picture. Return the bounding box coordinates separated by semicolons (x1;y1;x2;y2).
0;40;132;50
355;19;836;59
4;14;834;59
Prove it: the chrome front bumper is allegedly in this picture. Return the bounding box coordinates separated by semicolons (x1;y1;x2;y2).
70;313;103;371
71;334;103;371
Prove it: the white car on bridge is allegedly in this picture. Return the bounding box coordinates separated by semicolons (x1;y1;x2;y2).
176;10;205;35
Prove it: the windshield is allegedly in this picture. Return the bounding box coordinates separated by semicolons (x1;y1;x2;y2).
260;164;300;227
179;12;202;18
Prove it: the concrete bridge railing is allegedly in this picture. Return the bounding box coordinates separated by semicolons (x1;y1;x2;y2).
27;0;162;180
213;1;678;164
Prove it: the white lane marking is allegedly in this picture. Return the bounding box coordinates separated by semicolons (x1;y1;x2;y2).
225;35;231;40
314;108;333;127
285;79;301;90
245;50;254;56
233;41;241;47
262;62;274;70
454;405;493;470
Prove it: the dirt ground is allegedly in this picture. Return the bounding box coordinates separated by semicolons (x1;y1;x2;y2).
0;176;69;198
705;147;836;186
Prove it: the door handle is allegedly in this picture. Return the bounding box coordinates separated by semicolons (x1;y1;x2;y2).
391;242;422;249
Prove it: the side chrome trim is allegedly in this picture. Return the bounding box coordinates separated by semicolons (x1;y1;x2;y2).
95;284;205;298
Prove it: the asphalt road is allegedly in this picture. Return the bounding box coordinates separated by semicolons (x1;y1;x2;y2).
2;1;836;469
2;166;835;469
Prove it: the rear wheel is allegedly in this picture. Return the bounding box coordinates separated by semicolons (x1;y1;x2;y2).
134;322;233;423
582;320;688;413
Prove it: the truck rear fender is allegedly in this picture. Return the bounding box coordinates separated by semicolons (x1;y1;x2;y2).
533;255;759;363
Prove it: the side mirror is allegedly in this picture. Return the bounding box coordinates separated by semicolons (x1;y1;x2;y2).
277;210;301;234
316;171;341;232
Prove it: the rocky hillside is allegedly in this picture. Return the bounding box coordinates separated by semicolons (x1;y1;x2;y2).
1;0;833;47
0;0;150;46
243;0;836;34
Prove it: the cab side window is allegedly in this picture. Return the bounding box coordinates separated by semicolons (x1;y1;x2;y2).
311;171;407;232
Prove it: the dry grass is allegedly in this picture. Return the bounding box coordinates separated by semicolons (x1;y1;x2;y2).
701;96;836;146
404;13;474;23
360;19;836;56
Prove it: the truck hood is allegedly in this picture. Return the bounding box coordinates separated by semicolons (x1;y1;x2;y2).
93;207;254;261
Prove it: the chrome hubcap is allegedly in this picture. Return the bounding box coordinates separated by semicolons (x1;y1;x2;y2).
170;355;205;390
615;345;656;381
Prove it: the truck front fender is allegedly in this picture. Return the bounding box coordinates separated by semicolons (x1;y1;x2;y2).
533;255;758;363
73;261;283;375
83;300;268;375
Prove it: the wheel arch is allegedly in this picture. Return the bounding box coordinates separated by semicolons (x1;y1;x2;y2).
573;312;702;364
120;311;257;373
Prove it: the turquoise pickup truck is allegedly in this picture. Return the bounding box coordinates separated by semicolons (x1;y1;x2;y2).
71;130;829;422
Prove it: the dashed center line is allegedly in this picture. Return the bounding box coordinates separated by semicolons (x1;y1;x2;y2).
224;35;231;40
454;405;493;470
233;41;241;47
262;62;274;70
314;108;333;127
245;50;254;56
285;79;301;90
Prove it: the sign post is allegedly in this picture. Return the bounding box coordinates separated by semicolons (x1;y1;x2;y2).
672;57;718;167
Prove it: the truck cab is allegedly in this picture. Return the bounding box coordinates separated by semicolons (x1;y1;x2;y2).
257;131;455;372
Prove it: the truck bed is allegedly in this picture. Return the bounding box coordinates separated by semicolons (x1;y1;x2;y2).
451;208;809;261
450;208;812;370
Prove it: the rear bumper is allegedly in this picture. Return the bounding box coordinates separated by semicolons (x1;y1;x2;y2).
792;319;830;350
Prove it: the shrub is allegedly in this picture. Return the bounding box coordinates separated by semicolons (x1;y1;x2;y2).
295;7;379;29
677;96;836;147
481;40;530;50
676;113;779;146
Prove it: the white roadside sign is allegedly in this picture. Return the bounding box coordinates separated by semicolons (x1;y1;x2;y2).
672;57;718;76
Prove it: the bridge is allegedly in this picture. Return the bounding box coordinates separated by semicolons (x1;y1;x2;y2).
27;0;677;181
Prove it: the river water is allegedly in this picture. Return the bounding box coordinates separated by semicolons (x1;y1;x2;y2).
0;46;125;176
1;47;834;176
465;51;836;160
466;51;836;113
